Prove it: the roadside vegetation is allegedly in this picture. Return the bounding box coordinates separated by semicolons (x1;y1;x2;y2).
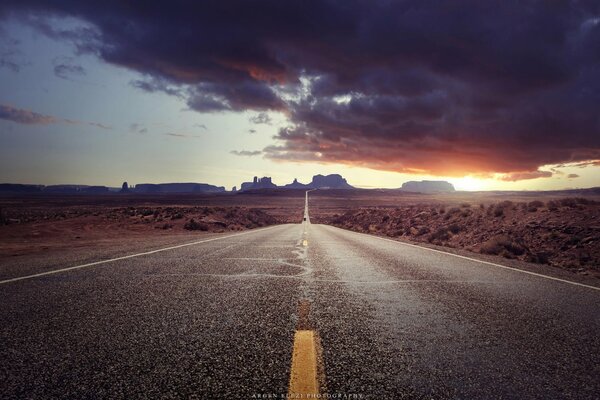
314;198;600;275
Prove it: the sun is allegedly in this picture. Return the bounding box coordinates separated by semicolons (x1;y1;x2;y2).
453;176;489;191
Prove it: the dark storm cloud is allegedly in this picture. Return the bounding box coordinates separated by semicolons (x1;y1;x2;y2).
2;1;600;178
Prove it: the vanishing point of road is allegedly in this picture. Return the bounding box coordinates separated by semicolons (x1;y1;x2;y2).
1;191;599;399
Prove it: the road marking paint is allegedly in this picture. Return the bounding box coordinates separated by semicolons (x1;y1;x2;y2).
327;225;600;292
288;330;319;397
0;225;283;285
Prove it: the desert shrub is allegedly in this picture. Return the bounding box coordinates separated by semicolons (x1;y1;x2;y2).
480;235;525;257
528;200;544;208
0;208;6;225
155;223;173;230
428;227;450;242
171;212;183;220
224;209;237;219
382;215;390;222
526;252;550;264
439;207;446;214
184;219;209;231
448;207;461;215
479;203;485;210
527;200;544;212
565;235;582;246
559;198;578;208
546;200;559;211
461;203;471;208
497;200;514;210
448;223;461;234
415;226;429;236
493;207;504;217
139;209;154;216
444;207;461;220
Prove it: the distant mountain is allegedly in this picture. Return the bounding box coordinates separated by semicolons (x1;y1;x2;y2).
0;183;43;194
80;186;110;194
401;180;455;193
134;183;225;193
241;174;355;191
283;178;309;189
309;174;354;189
240;176;278;191
44;185;88;194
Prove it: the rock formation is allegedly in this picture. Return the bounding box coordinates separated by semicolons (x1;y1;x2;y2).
309;174;354;189
400;180;455;193
240;176;277;191
283;178;309;189
134;183;225;193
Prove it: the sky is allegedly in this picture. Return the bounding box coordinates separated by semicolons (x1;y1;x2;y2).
0;1;599;191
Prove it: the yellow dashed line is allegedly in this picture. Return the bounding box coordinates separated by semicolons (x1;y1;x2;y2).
288;330;319;397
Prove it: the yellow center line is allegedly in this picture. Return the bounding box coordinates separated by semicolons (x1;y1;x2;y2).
288;330;319;397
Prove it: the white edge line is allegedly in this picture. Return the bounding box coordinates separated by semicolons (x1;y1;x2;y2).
322;224;600;292
0;224;283;285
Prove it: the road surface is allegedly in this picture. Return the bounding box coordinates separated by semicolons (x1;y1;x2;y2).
1;194;599;399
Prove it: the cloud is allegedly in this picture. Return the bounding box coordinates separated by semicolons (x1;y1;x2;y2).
0;104;56;124
499;170;553;182
248;129;257;134
249;112;272;125
129;123;147;134
0;33;28;72
193;123;208;130
567;173;580;179
230;150;262;156
0;103;111;129
164;132;201;139
130;78;184;98
2;1;600;177
53;57;86;79
88;122;111;130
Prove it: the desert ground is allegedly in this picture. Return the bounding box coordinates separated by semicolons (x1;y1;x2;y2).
1;189;599;280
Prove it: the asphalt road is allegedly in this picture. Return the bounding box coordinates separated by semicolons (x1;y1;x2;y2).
1;197;599;399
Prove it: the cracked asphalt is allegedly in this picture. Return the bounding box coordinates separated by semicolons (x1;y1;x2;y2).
1;216;599;399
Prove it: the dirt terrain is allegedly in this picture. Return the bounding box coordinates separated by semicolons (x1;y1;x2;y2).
311;197;600;278
0;193;304;258
1;190;599;279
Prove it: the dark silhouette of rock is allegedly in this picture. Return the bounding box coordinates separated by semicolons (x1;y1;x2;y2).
309;174;354;189
0;184;43;194
80;186;110;194
120;182;130;193
283;178;309;189
240;176;277;191
43;185;84;194
134;183;225;193
401;180;455;193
